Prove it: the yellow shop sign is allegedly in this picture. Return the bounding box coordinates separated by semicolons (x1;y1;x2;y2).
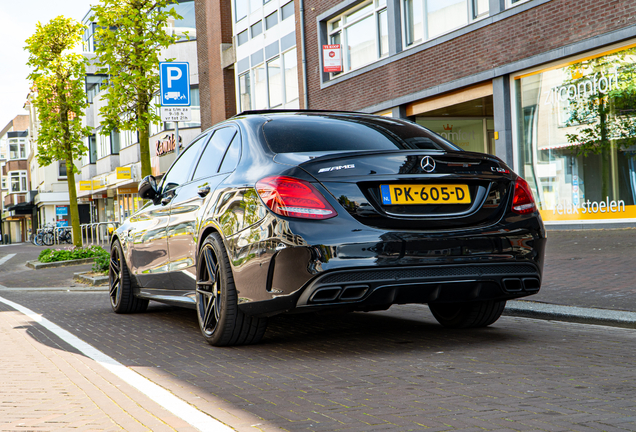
116;167;132;179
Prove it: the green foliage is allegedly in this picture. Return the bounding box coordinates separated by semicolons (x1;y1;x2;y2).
25;16;91;247
92;0;183;178
564;48;636;156
38;245;109;270
25;17;91;172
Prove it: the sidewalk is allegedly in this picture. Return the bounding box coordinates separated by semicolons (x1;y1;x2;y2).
0;303;200;431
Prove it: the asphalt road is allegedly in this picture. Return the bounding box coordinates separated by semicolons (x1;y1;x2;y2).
1;289;635;431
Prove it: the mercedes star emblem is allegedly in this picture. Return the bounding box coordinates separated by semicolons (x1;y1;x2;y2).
421;156;436;172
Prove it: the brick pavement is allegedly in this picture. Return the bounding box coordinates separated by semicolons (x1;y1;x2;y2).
0;305;200;431
1;290;636;431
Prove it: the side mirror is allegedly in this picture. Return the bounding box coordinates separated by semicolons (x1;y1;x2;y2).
138;175;159;200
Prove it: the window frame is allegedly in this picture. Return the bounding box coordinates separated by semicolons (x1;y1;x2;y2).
241;46;299;111
401;0;489;50
327;0;389;76
9;170;28;193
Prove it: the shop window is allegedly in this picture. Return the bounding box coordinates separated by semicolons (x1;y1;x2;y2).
515;45;636;223
327;0;388;74
266;11;278;30
281;1;294;20
10;171;27;193
402;0;487;48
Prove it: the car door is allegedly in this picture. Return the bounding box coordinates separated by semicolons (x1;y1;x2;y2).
167;126;240;291
132;134;207;291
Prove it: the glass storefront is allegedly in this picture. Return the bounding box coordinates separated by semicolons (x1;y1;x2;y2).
515;43;636;223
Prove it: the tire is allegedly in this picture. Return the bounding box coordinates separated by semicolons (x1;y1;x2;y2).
196;233;267;346
109;240;148;313
35;234;44;246
42;232;54;246
429;300;506;329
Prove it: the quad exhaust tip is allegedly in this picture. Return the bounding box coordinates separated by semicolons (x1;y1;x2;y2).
502;277;540;293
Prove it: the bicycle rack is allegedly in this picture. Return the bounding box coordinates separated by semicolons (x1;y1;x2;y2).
80;222;120;247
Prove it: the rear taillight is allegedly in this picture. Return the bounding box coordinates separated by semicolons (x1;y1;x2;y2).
256;176;337;220
512;177;537;214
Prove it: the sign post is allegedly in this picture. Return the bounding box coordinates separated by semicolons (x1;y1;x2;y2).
159;62;191;157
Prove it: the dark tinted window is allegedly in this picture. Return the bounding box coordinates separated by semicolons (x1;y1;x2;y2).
162;135;208;192
219;134;241;173
262;115;461;153
193;127;237;179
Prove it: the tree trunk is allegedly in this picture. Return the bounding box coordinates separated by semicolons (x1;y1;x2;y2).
138;101;151;178
66;157;83;248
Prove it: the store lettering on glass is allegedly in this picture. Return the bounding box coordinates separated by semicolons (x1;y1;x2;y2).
156;134;183;156
543;69;620;105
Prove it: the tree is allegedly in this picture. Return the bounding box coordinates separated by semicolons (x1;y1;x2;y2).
25;17;91;247
92;0;182;179
564;49;636;198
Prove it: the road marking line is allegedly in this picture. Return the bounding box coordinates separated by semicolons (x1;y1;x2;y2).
0;295;234;432
0;253;16;266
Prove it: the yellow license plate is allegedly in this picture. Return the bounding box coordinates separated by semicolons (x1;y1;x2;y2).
380;184;471;205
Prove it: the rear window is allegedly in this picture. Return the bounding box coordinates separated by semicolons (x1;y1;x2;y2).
262;114;461;153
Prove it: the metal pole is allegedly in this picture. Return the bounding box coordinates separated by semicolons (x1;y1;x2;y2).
175;121;180;157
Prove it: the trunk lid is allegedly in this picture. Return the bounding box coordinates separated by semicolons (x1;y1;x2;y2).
276;150;514;230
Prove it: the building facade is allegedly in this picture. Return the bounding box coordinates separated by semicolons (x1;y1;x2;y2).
195;0;636;228
0;115;34;242
77;0;201;226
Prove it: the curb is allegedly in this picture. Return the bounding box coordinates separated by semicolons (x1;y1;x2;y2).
26;258;96;269
74;272;108;286
504;300;636;329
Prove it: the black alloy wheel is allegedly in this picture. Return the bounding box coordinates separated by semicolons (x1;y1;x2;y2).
109;240;148;313
428;300;506;329
196;233;267;346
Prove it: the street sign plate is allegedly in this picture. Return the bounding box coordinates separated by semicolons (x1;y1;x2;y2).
160;62;190;106
161;106;192;122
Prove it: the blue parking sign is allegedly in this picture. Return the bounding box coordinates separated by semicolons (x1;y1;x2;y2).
160;62;190;106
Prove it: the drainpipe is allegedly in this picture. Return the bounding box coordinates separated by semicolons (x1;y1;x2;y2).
299;0;309;109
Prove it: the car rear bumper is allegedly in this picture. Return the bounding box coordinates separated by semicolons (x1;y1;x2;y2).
296;262;541;309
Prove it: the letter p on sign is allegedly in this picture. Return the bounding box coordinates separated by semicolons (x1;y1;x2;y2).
166;67;182;88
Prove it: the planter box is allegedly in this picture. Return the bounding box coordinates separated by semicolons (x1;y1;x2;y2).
74;271;108;286
26;257;96;270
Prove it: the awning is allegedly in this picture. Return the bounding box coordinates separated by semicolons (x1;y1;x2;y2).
5;202;35;215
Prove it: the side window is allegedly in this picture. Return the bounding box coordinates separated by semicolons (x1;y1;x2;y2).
219;134;241;173
161;134;208;193
193;127;237;179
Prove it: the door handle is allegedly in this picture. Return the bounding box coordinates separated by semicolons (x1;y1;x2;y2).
197;185;211;197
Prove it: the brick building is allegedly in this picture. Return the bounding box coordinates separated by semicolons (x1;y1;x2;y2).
0;115;34;243
196;0;636;228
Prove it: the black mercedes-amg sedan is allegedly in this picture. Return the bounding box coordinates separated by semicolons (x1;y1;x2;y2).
109;110;546;346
